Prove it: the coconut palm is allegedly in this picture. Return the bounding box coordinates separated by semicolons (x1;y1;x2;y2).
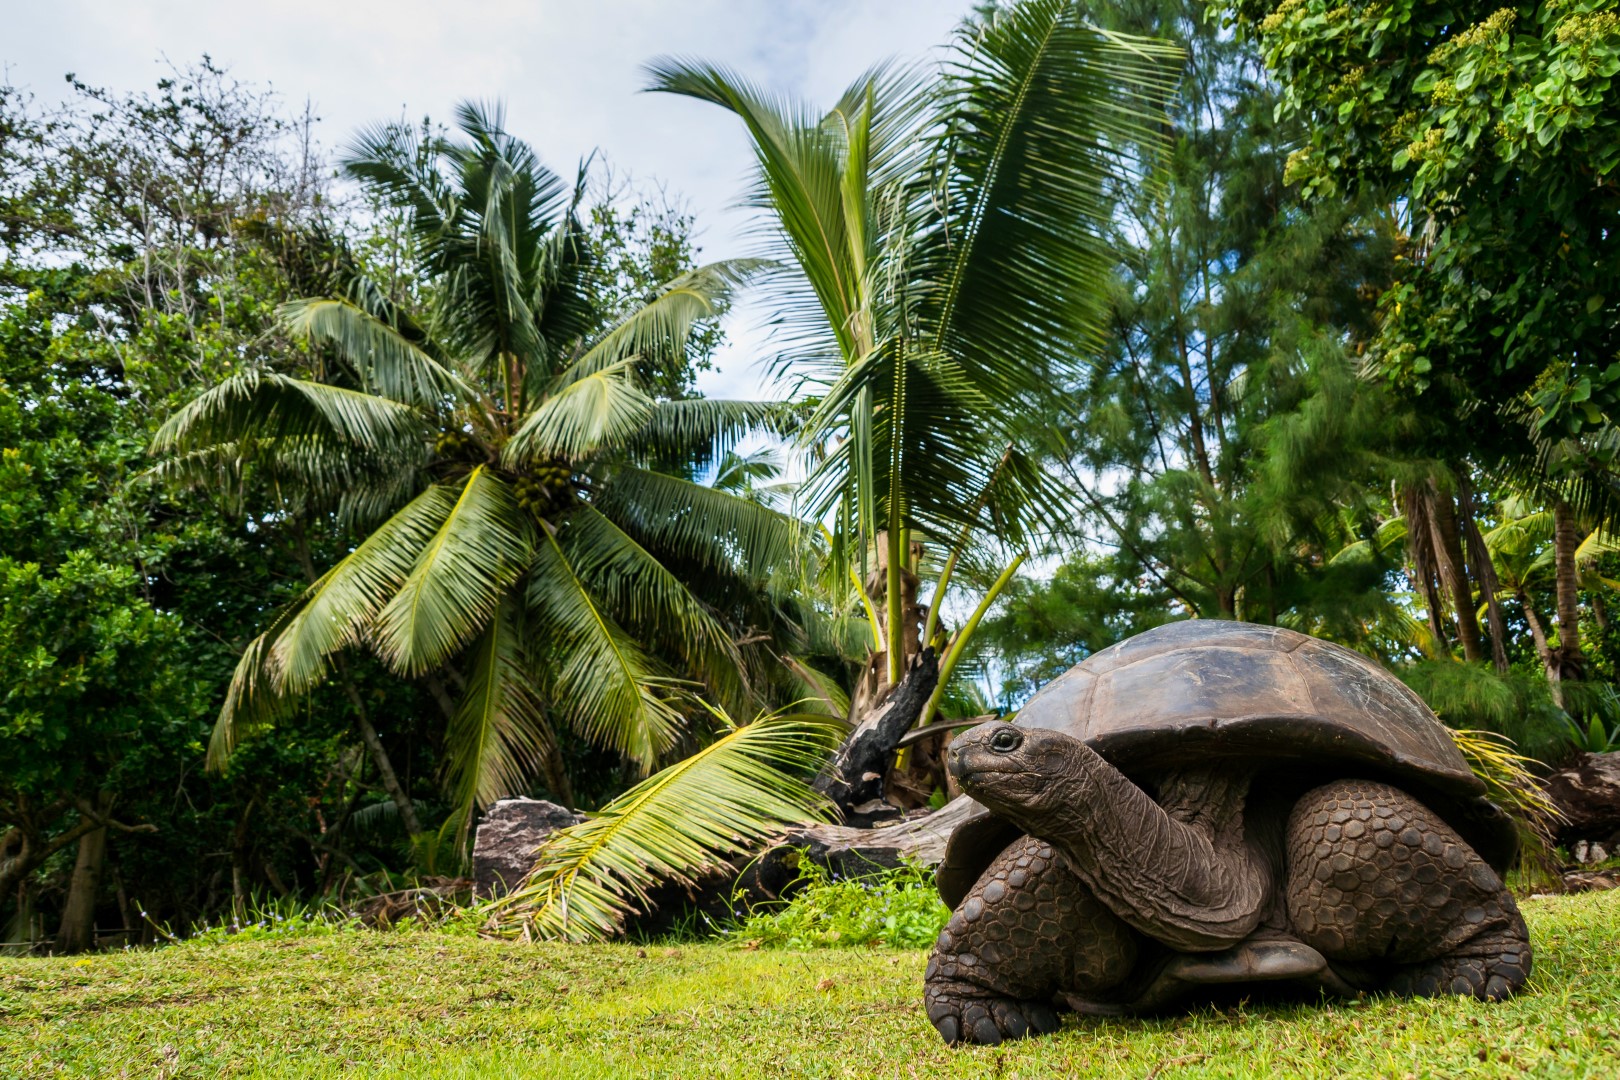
648;1;1180;759
153;103;814;843
1482;496;1620;703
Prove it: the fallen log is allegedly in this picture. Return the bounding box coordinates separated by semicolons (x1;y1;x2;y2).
775;794;978;876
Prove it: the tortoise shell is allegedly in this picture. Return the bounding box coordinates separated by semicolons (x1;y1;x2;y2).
937;620;1519;909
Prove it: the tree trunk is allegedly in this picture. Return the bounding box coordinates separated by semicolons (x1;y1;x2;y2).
816;649;938;821
230;797;256;919
56;795;111;954
854;532;925;713
1517;588;1563;708
829;534;932;817
1400;484;1451;654
1458;473;1510;674
4;878;37;953
0;805;105;912
344;682;424;837
1553;499;1586;683
1427;480;1486;663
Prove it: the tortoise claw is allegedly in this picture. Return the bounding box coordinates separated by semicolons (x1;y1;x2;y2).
926;989;1062;1046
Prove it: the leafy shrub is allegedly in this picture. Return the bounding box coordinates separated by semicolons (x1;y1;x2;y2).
719;855;949;949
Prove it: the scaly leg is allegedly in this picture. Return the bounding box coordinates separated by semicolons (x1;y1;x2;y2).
1284;780;1530;1001
925;835;1138;1045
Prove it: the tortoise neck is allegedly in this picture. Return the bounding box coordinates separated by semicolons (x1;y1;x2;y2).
1151;765;1256;849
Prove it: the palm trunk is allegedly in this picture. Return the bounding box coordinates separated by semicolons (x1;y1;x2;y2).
1401;484;1452;654
1553;499;1585;682
1517;588;1563;708
1427;480;1486;662
1458;473;1510;674
832;533;929;817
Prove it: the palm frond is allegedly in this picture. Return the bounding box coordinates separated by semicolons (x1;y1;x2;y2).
503;358;654;465
915;7;1180;383
645;59;877;364
270;482;463;693
1448;727;1561;860
625;398;793;472
590;464;804;581
557;260;768;382
528;524;685;768
486;707;840;941
443;594;555;823
151;371;429;461
343;120;457;238
281;297;473;406
374;467;535;676
781;656;852;719
558;505;748;710
207;603;306;771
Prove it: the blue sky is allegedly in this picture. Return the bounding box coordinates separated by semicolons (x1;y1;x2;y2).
4;0;965;398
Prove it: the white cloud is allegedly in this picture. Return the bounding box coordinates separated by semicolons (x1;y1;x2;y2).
4;0;964;397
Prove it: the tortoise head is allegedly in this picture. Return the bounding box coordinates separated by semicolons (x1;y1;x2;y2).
947;721;1083;823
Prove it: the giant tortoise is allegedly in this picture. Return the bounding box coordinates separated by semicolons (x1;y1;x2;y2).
924;620;1530;1045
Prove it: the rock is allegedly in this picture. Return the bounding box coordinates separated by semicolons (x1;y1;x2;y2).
1544;751;1620;845
1573;840;1611;865
471;798;582;899
1562;869;1620;893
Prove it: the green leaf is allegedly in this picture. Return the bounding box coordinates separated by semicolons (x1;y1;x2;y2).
504;357;654;465
556;260;766;382
528;524;685;768
486;707;839;941
374;467;535;676
443;594;556;822
270;483;464;694
281;298;474;406
558;505;749;711
590;464;804;581
151;371;429;460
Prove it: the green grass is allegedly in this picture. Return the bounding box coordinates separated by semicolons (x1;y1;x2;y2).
2;893;1619;1078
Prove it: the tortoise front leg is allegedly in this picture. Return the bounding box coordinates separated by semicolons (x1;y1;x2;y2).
924;835;1137;1045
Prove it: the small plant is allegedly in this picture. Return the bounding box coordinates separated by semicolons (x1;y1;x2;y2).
1561;712;1620;754
718;854;949;950
138;894;366;947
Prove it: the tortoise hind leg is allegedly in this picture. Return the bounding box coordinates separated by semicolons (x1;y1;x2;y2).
1284;780;1531;1001
925;835;1137;1045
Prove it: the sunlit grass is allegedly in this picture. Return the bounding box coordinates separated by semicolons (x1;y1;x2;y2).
2;893;1617;1078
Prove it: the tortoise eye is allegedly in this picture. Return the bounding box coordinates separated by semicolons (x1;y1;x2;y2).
989;727;1022;753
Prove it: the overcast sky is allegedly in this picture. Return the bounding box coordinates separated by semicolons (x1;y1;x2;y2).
4;0;967;398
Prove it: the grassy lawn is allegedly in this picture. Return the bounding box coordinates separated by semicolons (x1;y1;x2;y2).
2;892;1618;1079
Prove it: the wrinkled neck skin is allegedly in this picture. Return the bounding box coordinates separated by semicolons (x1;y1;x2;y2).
974;742;1270;952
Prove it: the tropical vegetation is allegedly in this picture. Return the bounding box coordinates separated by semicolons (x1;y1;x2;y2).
5;0;1620;955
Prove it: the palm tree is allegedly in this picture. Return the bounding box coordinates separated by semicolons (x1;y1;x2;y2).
1482;495;1620;704
153;103;812;840
647;1;1180;783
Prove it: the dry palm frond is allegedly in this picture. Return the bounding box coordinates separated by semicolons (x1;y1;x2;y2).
1447;727;1563;883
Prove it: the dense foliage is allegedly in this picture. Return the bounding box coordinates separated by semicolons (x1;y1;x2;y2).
6;0;1620;953
1217;0;1620;459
